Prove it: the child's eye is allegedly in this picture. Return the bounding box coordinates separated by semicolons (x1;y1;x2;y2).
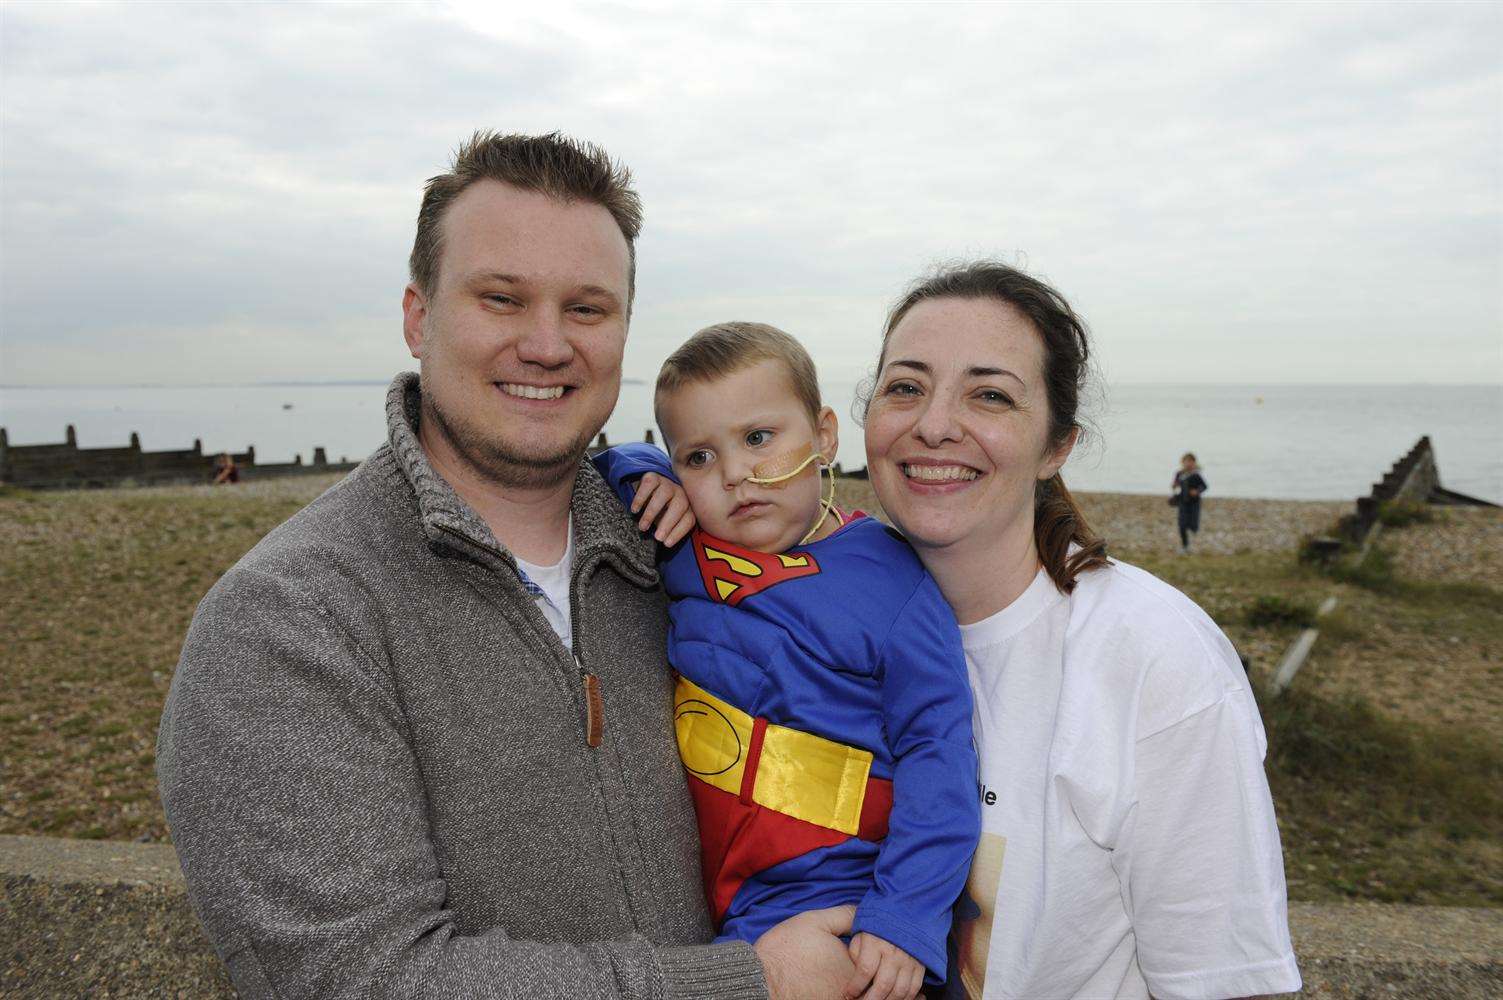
745;429;772;448
684;449;713;468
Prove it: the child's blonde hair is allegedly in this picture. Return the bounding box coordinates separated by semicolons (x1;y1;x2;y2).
654;322;823;426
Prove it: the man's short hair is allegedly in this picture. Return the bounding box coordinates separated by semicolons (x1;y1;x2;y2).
409;130;643;304
655;322;824;426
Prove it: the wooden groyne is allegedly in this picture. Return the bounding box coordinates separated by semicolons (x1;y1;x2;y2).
1273;435;1496;696
0;425;358;490
0;426;666;491
1349;436;1497;539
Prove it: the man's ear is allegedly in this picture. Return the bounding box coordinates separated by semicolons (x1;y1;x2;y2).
815;406;839;464
1039;426;1079;480
402;284;429;360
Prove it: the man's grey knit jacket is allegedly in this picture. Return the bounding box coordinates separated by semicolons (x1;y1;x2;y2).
157;374;767;999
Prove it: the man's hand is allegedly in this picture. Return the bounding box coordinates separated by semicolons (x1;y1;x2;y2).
630;472;696;546
755;905;857;1000
844;932;924;1000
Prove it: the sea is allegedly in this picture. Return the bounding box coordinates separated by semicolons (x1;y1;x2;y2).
2;381;1499;504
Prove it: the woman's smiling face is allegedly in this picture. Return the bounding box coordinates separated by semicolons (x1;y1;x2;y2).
864;296;1074;556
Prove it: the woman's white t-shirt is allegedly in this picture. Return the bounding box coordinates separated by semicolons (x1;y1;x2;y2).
952;560;1300;1000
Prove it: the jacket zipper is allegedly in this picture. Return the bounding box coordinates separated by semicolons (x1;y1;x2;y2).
436;523;602;748
569;573;604;749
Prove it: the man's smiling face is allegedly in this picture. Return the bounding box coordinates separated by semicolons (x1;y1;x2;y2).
402;179;631;489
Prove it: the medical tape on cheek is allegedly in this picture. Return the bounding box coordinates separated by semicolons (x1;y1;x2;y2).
745;444;823;489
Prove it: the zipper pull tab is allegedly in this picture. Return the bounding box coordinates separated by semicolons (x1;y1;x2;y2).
583;672;604;748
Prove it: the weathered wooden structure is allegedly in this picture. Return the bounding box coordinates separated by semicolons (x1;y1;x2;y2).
0;425;357;490
1276;436;1496;696
0;426;668;490
1340;435;1497;546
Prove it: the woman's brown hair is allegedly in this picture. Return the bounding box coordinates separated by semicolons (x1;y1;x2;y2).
866;261;1109;593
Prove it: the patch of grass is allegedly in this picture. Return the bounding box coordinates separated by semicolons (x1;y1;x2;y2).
1257;679;1503;905
1329;546;1397;592
6;479;1498;911
1247;595;1318;629
1378;500;1436;528
0;476;346;843
1298;533;1352;565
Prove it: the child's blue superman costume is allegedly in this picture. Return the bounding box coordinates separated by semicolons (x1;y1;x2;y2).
594;444;979;980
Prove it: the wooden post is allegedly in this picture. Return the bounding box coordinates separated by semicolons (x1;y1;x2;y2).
1271;596;1339;696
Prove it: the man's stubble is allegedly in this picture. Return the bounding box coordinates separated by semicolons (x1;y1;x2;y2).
420;387;611;491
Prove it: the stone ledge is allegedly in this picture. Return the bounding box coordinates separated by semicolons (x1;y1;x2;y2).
3;835;231;998
4;835;1501;997
1282;900;1503;998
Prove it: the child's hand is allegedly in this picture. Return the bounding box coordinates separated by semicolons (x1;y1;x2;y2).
630;472;696;546
844;932;924;1000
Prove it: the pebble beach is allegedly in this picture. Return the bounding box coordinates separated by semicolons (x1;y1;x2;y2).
836;477;1352;556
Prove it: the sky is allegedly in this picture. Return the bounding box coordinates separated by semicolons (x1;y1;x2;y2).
1;1;1500;389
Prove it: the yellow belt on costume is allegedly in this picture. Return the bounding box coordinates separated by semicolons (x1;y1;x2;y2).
673;674;873;837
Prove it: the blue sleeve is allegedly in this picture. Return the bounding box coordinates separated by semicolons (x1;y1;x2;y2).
850;574;980;983
590;442;677;510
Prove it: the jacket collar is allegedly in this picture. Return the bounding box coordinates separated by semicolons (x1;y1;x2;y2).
385;372;658;588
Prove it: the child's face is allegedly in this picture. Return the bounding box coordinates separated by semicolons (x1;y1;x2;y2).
657;358;838;553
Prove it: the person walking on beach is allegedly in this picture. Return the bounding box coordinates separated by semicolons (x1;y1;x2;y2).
1172;451;1207;552
211;451;239;484
157;131;852;1000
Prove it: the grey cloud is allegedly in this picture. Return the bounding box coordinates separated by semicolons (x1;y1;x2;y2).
2;1;1499;386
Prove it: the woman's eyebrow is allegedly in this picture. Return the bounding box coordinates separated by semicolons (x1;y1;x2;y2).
970;366;1025;387
888;359;1024;387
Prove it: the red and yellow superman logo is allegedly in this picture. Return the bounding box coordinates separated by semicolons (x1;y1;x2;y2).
691;531;821;606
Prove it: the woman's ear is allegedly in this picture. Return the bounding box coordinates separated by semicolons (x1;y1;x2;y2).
1038;426;1079;481
815;406;839;464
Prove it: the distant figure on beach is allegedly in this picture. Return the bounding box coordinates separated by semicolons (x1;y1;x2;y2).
211;452;239;485
1172;451;1207;551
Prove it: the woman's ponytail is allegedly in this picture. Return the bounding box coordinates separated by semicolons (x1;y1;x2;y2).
1034;474;1108;593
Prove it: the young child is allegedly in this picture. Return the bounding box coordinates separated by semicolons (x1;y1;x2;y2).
593;322;979;998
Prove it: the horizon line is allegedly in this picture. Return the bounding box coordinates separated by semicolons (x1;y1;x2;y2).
2;378;1501;391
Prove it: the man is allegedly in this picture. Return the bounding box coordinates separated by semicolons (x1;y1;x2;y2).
158;131;853;999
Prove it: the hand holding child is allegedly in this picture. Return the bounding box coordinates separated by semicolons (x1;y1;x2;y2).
630;472;696;546
844;932;925;1000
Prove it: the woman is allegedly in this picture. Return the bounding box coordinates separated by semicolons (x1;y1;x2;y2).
1172;453;1207;552
861;262;1299;1000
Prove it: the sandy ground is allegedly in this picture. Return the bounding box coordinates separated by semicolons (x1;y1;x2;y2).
1304;507;1502;742
837;477;1501;744
836;476;1351;556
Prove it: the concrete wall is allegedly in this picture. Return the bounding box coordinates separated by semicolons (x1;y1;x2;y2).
3;835;230;998
5;834;1501;997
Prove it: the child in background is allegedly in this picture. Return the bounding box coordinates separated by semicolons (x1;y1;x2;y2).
1172;452;1208;552
594;322;979;1000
